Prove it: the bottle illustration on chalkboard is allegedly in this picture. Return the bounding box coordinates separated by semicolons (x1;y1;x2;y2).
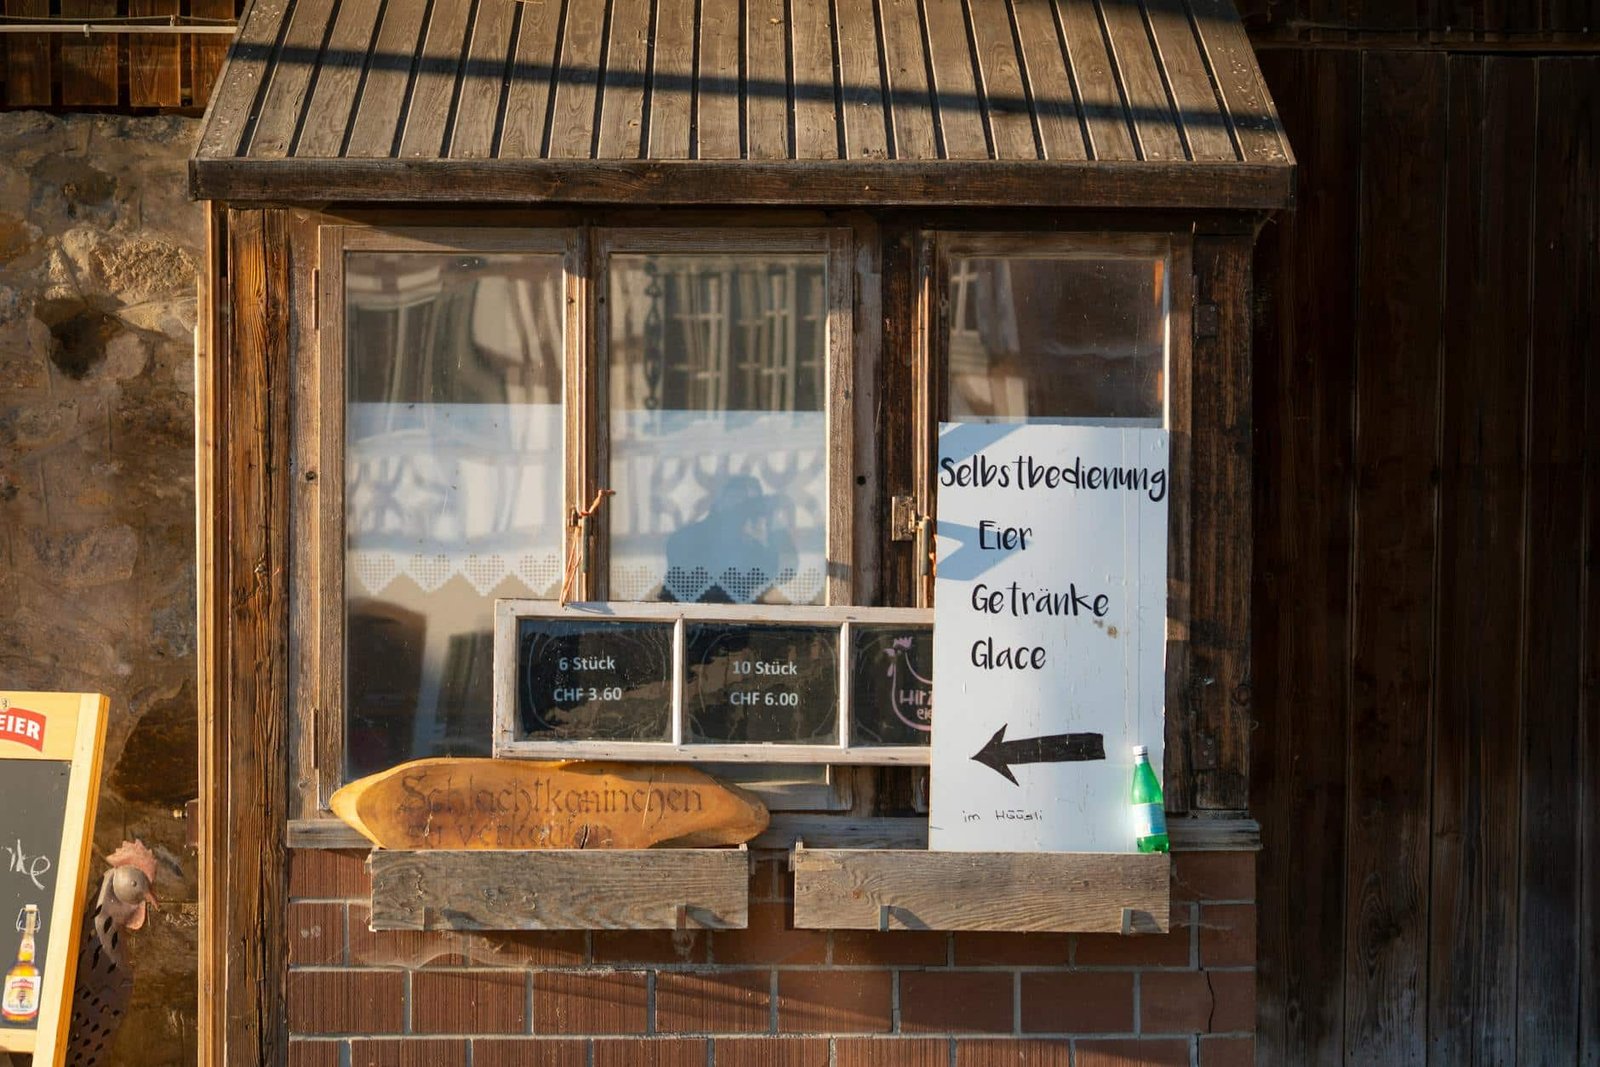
1129;746;1169;854
3;903;41;1023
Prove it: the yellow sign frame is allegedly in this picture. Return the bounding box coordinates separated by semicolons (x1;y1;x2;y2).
0;692;109;1066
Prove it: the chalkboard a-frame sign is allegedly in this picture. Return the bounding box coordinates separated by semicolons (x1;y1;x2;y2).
0;692;108;1067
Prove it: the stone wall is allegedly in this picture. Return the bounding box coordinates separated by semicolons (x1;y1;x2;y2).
0;112;201;1066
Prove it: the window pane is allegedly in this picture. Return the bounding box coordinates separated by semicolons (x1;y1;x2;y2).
345;251;564;778
516;618;674;742
946;254;1165;422
850;624;934;746
608;253;829;606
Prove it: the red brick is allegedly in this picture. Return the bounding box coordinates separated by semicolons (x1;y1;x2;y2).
412;970;528;1034
899;971;1013;1034
1020;972;1134;1033
711;902;828;964
473;1039;589;1067
288;970;405;1034
955;1038;1073;1066
1172;853;1253;902
593;1038;709;1067
832;930;949;966
953;933;1070;966
1200;1035;1254;1066
288;903;345;966
1198;905;1255;968
459;930;589;967
350;1039;468;1067
349;904;465;967
1139;971;1254;1034
593;930;707;965
290;849;371;900
1075;910;1192;968
778;969;893;1033
1075;1038;1191;1067
656;971;771;1033
835;1038;952;1067
714;1036;831;1066
534;971;648;1034
287;1039;343;1067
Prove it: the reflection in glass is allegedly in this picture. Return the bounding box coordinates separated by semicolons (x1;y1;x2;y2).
345;251;564;777
608;253;828;606
946;254;1165;422
684;623;839;743
850;625;934;746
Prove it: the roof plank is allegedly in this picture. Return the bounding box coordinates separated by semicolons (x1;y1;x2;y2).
967;0;1037;160
1145;0;1237;161
546;0;607;159
395;0;476;159
449;0;521;158
497;0;564;158
343;0;432;157
596;0;652;160
922;0;989;158
747;0;791;160
879;0;938;159
1010;0;1087;161
244;0;337;158
697;0;743;158
647;0;696;158
1098;0;1186;160
294;0;384;158
197;0;291;160
834;0;889;159
790;0;840;159
1187;0;1290;163
1055;0;1137;160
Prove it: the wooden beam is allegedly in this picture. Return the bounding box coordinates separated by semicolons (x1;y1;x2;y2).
791;847;1170;932
201;208;292;1067
189;158;1295;210
367;848;751;930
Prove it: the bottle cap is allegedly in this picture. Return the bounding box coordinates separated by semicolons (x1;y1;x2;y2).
1131;745;1149;756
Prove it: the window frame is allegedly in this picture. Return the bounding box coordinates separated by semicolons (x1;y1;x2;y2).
300;223;860;811
293;219;1192;817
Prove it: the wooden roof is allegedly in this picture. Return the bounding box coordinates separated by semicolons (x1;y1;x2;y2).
190;0;1293;207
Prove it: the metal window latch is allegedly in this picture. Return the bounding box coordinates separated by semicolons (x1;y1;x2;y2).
891;496;934;575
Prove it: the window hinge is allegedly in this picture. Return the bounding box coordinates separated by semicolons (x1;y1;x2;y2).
890;495;919;541
1194;302;1220;339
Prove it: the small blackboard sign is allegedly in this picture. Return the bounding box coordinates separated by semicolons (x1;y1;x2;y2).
0;692;107;1067
849;624;934;746
516;618;674;742
685;623;839;744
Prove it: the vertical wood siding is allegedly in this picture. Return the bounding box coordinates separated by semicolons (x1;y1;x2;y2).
1254;48;1600;1066
0;0;243;108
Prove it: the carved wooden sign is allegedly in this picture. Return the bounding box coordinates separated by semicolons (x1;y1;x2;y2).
330;759;769;850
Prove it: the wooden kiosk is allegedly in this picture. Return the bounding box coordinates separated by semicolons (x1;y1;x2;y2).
191;0;1291;1059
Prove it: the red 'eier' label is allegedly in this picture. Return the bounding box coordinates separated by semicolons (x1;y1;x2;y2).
0;708;46;751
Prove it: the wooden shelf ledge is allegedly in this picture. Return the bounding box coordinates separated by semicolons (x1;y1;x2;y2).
790;845;1169;933
366;847;749;931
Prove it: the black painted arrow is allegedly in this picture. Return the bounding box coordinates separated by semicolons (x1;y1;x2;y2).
971;724;1106;785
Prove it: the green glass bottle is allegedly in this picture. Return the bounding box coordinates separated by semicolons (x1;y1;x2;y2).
1130;745;1169;853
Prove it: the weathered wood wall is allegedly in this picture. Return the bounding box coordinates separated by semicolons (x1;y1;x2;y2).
0;0;238;109
1252;45;1599;1065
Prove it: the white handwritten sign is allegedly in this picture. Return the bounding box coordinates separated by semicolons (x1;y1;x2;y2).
929;424;1168;853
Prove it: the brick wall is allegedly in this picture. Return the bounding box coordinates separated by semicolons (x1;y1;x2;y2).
285;848;1255;1067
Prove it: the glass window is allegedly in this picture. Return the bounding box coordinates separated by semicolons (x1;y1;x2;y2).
343;251;565;777
945;252;1165;423
607;253;829;606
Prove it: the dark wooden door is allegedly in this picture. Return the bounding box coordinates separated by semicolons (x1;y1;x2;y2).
1252;47;1600;1066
